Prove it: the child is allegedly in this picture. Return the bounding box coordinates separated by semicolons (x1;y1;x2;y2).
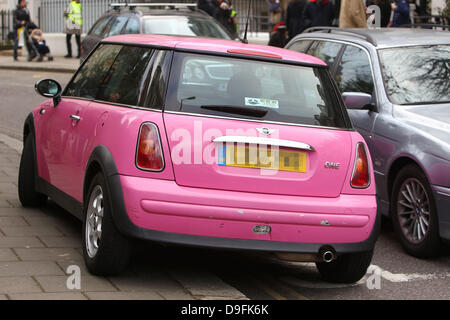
30;28;53;62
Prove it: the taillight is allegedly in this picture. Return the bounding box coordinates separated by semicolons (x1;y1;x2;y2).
351;142;370;188
136;122;164;171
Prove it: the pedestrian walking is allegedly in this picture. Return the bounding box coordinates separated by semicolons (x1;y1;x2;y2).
302;0;335;29
64;0;82;58
339;0;367;28
286;0;307;40
391;0;411;27
267;0;283;28
12;0;31;61
216;0;238;39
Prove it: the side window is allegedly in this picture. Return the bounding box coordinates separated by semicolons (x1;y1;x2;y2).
103;16;128;37
97;46;154;106
306;41;343;66
90;16;112;36
64;44;122;99
123;17;140;34
335;45;374;95
288;40;312;53
144;50;171;109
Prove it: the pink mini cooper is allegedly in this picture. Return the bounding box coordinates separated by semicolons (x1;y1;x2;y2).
19;34;379;283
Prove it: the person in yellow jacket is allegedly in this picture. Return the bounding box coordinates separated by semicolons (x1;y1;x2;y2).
64;0;82;58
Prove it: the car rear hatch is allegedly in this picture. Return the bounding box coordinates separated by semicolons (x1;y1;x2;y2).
162;50;353;197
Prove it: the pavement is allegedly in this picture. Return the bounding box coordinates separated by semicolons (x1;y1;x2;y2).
0;53;79;74
0;136;247;300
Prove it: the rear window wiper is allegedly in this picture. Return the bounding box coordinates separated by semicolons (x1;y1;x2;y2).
201;105;268;118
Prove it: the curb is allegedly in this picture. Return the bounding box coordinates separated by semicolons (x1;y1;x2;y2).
0;65;76;74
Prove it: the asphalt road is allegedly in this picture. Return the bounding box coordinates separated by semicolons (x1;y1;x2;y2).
1;70;449;300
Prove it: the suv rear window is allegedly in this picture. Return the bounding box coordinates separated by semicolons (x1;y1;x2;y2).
165;52;348;129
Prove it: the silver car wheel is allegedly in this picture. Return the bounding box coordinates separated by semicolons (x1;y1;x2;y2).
85;185;104;258
397;178;430;244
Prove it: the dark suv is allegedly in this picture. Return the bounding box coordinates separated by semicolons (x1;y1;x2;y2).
80;3;233;61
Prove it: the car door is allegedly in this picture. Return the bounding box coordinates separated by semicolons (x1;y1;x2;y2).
333;44;378;153
36;44;122;202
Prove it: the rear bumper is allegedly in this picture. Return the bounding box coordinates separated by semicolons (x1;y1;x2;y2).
109;174;380;254
433;185;450;241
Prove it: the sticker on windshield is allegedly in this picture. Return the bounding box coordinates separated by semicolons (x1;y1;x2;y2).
245;97;279;109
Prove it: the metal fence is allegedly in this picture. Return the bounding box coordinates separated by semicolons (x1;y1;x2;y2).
0;9;13;41
38;0;271;34
41;0;116;33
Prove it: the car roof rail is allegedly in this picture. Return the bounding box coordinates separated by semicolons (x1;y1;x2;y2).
303;27;377;46
109;2;197;11
403;23;450;30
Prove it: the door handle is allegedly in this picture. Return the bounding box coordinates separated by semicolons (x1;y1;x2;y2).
70;114;81;122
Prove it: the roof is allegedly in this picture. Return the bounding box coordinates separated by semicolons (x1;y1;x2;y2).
298;28;450;49
102;34;327;66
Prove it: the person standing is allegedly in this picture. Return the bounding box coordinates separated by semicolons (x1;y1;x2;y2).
64;0;82;58
391;0;411;27
12;0;31;61
339;0;367;28
216;0;238;39
302;0;335;29
267;0;283;28
286;0;307;40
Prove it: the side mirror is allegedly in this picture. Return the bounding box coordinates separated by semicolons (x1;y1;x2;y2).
35;79;62;107
342;92;375;111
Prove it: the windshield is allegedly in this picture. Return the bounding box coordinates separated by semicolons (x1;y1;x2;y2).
379;45;450;105
142;16;232;40
165;52;349;129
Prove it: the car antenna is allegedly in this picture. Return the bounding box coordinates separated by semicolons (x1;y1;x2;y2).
241;0;252;44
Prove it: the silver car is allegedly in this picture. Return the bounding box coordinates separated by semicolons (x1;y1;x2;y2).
286;28;450;258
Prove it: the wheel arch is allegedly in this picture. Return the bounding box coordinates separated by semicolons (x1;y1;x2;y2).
83;145;119;205
387;156;428;204
23;113;36;144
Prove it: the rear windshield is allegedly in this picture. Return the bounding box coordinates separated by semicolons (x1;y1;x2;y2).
142;16;231;40
165;52;349;129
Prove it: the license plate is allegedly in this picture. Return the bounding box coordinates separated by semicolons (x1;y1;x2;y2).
218;144;307;172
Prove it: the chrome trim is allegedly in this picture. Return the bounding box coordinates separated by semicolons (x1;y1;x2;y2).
69;114;81;121
164;110;354;132
350;142;371;189
213;136;315;151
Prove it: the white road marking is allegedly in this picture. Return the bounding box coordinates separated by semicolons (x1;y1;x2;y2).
0;133;22;153
279;263;450;289
367;265;449;283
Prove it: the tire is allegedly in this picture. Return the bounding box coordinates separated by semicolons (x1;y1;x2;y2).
390;164;441;258
82;172;131;276
18;135;47;207
316;250;373;283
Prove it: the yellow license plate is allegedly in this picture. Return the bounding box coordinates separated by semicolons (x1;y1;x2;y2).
218;144;307;172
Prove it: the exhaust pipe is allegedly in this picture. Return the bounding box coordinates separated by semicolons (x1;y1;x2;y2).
319;246;336;263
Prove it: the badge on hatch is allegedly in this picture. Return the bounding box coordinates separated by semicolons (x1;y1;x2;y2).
256;127;275;136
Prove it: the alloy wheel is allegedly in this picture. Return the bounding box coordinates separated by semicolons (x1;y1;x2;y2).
85;185;104;258
397;178;431;244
